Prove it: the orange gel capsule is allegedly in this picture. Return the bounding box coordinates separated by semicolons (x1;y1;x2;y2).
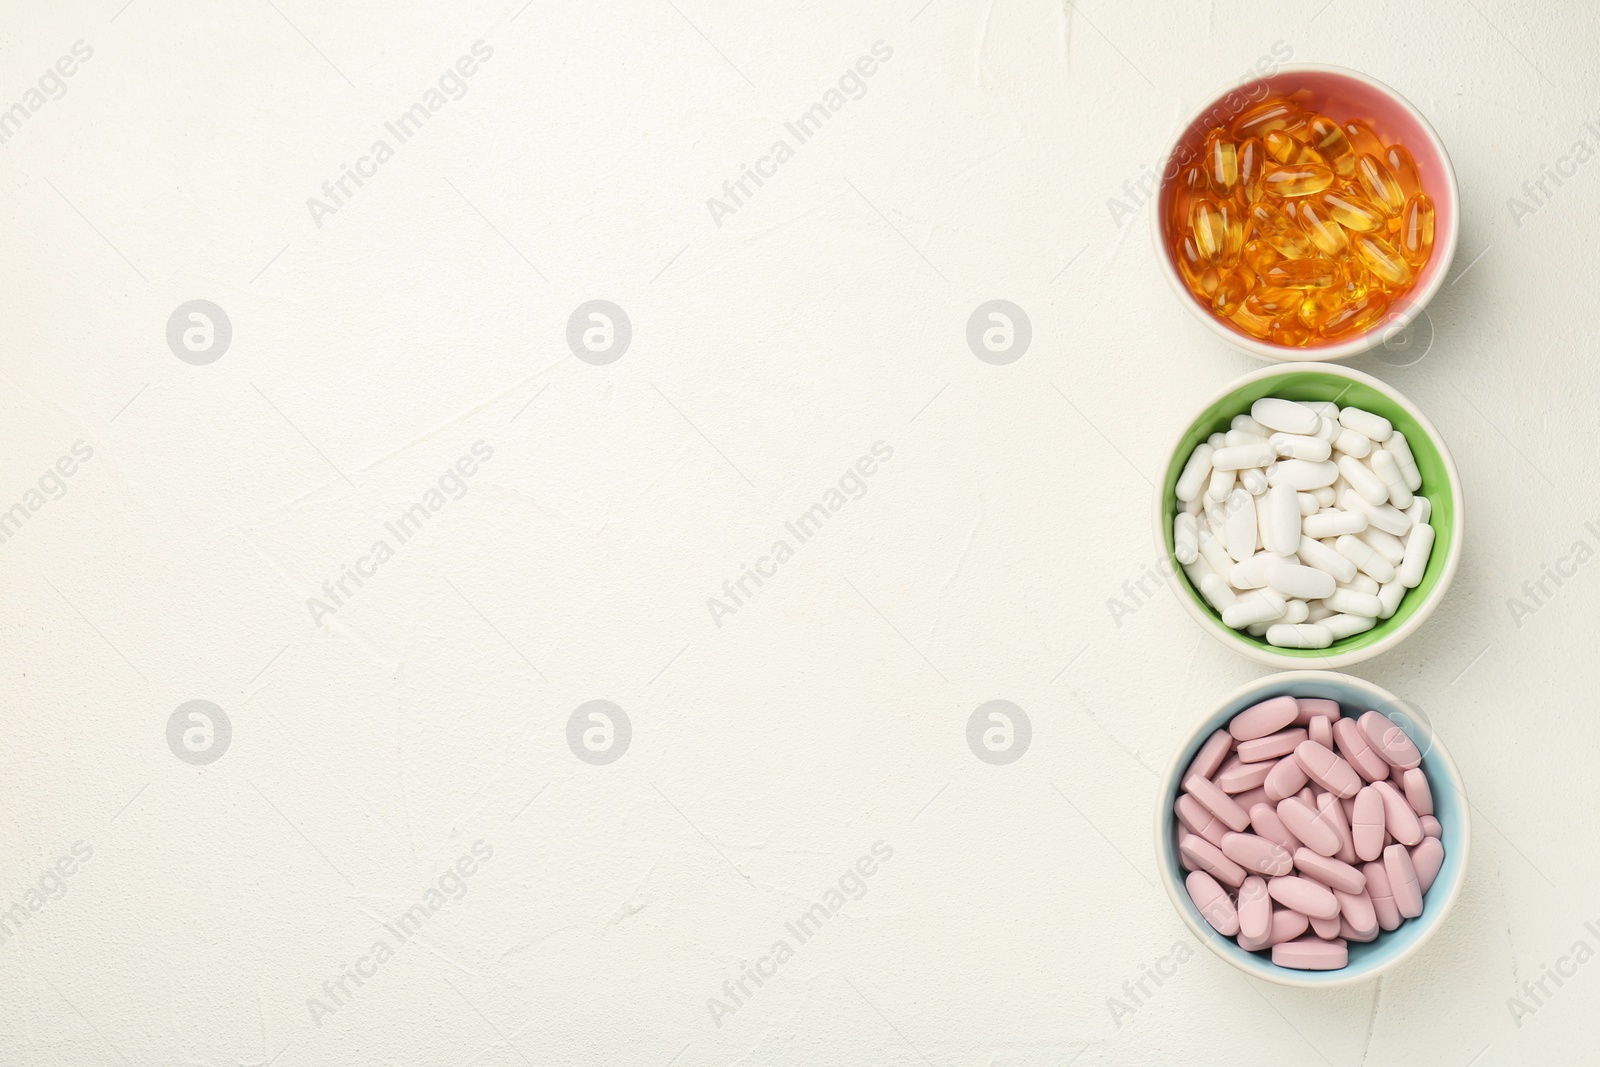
1171;162;1210;232
1268;317;1313;347
1212;266;1257;317
1206;129;1239;194
1242;238;1281;275
1191;198;1227;262
1339;258;1374;300
1296;286;1343;331
1217;198;1247;266
1232;99;1303;140
1264;257;1339;289
1398;194;1435;267
1176;233;1211;292
1384;144;1423;200
1264;129;1323;166
1249;201;1315;259
1355;154;1406;217
1321;291;1390;338
1320;190;1385;233
1305;114;1357;178
1295;197;1348;257
1342;119;1384;160
1262;163;1335;198
1244;285;1304;317
1238;137;1266;203
1353;232;1413;287
1230;303;1275;339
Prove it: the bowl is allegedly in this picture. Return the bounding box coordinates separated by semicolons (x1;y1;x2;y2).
1154;670;1470;987
1154;361;1463;669
1152;63;1460;362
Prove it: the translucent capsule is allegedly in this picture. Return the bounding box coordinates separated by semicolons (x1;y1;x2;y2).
1205;128;1239;195
1249;201;1315;259
1212;265;1257;318
1238;137;1267;203
1245;286;1306;317
1355;154;1406;217
1264;257;1338;289
1191;198;1228;262
1384;144;1423;200
1177;232;1210;292
1232;99;1303;140
1242;238;1281;275
1264;129;1324;167
1305;114;1357;178
1342;118;1384;159
1217;198;1247;267
1262;163;1335;198
1321;291;1389;338
1296;286;1344;332
1295;197;1348;257
1268;318;1312;347
1172;162;1211;234
1398;194;1435;268
1353;232;1413;287
1320;190;1385;233
1339;258;1374;301
1230;302;1275;339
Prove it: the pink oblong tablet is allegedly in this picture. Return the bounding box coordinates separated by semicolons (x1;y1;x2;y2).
1373;781;1423;846
1294;847;1366;894
1221;832;1294;877
1309;715;1333;749
1268;907;1310;946
1264;755;1310;802
1334;888;1378;940
1333;717;1390;782
1411;837;1445;894
1384;843;1424;919
1239;728;1308;763
1295;740;1362;798
1420;815;1442;839
1352;786;1386;862
1248;803;1303;854
1217;755;1275;794
1176;794;1228;846
1184;774;1251;832
1310;913;1341;939
1237;875;1271;940
1402;767;1434;816
1296;698;1341;724
1187;870;1240;936
1231;695;1300;741
1238;927;1272;952
1181;834;1247;887
1340;917;1380;942
1359;710;1422;770
1188;729;1234;781
1318;793;1357;864
1278;796;1340;857
1233;786;1270;814
1273;936;1348;970
1267;875;1339;919
1363;860;1402;931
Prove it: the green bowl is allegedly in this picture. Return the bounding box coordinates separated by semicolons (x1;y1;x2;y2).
1154;363;1463;668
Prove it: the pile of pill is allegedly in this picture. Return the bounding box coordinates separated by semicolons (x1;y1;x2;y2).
1172;395;1434;649
1167;91;1434;346
1176;696;1445;970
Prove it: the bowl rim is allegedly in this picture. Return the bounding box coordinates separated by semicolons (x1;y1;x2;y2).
1150;62;1462;363
1150;361;1465;669
1153;669;1472;988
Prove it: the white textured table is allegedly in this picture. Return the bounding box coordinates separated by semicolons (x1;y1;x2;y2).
3;1;1597;1063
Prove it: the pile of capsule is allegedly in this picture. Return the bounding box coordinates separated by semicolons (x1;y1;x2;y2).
1169;93;1435;346
1172;396;1434;649
1177;695;1446;970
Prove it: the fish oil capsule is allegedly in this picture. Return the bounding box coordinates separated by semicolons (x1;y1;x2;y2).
1238;137;1266;202
1211;266;1257;317
1232;98;1303;140
1295;286;1343;332
1172;161;1211;232
1218;199;1247;266
1242;238;1281;275
1295;197;1348;257
1305;114;1357;177
1264;128;1324;167
1319;190;1385;233
1245;286;1306;317
1191;198;1228;261
1262;162;1335;198
1398;194;1434;268
1205;128;1239;194
1264;258;1339;290
1354;154;1406;217
1353;233;1413;287
1383;144;1422;200
1320;292;1389;339
1341;118;1384;160
1176;233;1213;294
1230;303;1275;339
1249;201;1315;259
1267;318;1312;347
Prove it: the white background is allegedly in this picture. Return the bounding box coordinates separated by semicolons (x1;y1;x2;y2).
3;0;1598;1063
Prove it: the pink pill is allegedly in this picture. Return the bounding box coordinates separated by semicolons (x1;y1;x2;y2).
1359;710;1422;770
1187;870;1240;936
1181;834;1247;887
1222;832;1294;877
1231;695;1300;741
1264;755;1310;802
1278;796;1340;857
1296;786;1315;807
1340;917;1380;942
1384;843;1424;919
1402;767;1434;816
1340;793;1357;823
1294;847;1366;894
1333;717;1390;782
1318;793;1357;864
1176;794;1228;846
1268;875;1339;919
1217;755;1275;794
1411;837;1445;894
1420;815;1442;839
1239;728;1308;763
1268;907;1310;945
1352;786;1386;862
1335;888;1379;940
1238;875;1272;940
1296;698;1341;724
1188;729;1234;781
1363;860;1402;931
1237;927;1272;952
1294;740;1362;798
1309;913;1342;939
1185;773;1252;832
1372;781;1424;846
1309;715;1333;749
1233;786;1271;814
1272;936;1348;970
1248;803;1303;854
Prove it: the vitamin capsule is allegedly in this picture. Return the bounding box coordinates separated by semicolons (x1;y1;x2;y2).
1212;441;1276;470
1336;534;1396;583
1204;128;1240;194
1332;424;1372;458
1211;265;1257;317
1294;740;1361;799
1294;847;1366;894
1351;786;1386;861
1263;755;1310;802
1332;718;1389;783
1172;161;1210;229
1324;587;1382;618
1370;449;1413;509
1324;614;1376;640
1339;490;1412;537
1411;837;1445;894
1269;907;1311;946
1230;694;1300;740
1373;780;1424;846
1173;511;1199;564
1185;773;1252;832
1398;522;1434;588
1342;118;1384;159
1267;875;1339;919
1303;509;1366;538
1336;889;1380;941
1177;794;1229;845
1353;232;1413;286
1319;189;1385;233
1229;302;1275;339
1297;534;1358;583
1270;458;1338;490
1258;485;1298;555
1239;727;1308;763
1294;196;1349;257
1354;153;1406;216
1278;795;1341;857
1218;755;1274;794
1181;833;1247;887
1267;563;1334;601
1222;832;1294;877
1386;431;1423;492
1317;791;1358;864
1232;99;1303;140
1296;492;1319;516
1246;286;1307;318
1199;573;1238;612
1198;528;1232;577
1248;201;1316;259
1272;935;1348;970
1364;859;1402;931
1421;815;1442;838
1191;197;1228;261
1237;136;1267;202
1264;128;1324;167
1263;257;1339;289
1384;143;1423;200
1398;193;1435;267
1376;580;1405;619
1402;767;1434;816
1242;468;1270;495
1303;114;1357;177
1357;710;1421;770
1262;162;1335;198
1186;870;1240;935
1176;232;1216;295
1175;442;1214;501
1242;238;1281;275
1266;623;1332;649
1207;465;1235;504
1338;454;1389;505
1231;550;1287;590
1359;528;1405;569
1270;432;1331;462
1383;843;1423;918
1225;493;1261;564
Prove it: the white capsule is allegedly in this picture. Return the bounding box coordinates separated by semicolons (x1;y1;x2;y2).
1377;580;1406;619
1232;414;1269;437
1198;529;1233;577
1303;508;1368;538
1270;459;1339;490
1360;526;1406;566
1226;429;1269;448
1223;588;1288;628
1404;495;1431;526
1176;443;1215;503
1297;535;1358;583
1305;602;1336;622
1174;512;1199;564
1271;432;1333;462
1386;430;1422;492
1314;415;1340;443
1339;406;1393;442
1208;464;1236;502
1208;432;1227;448
1333;427;1372;458
1399;523;1435;588
1251;398;1321;435
1206;499;1229;537
1343;573;1380;595
1339;455;1389;505
1247;621;1271;637
1226;489;1258;562
1241;468;1269;495
1182;557;1213;590
1200;573;1239;612
1339;489;1412;536
1184;492;1204;517
1213;442;1277;470
1323;613;1377;640
1266;623;1333;649
1335;534;1397;583
1303;401;1341;418
1283;599;1310;624
1370;449;1413;510
1268;563;1336;600
1232;550;1293;589
1325;587;1383;618
1298;492;1319;517
1312;485;1336;507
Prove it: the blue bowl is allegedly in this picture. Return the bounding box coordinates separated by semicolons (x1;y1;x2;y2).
1154;670;1470;987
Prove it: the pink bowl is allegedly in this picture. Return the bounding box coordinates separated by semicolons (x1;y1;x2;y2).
1152;64;1459;363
